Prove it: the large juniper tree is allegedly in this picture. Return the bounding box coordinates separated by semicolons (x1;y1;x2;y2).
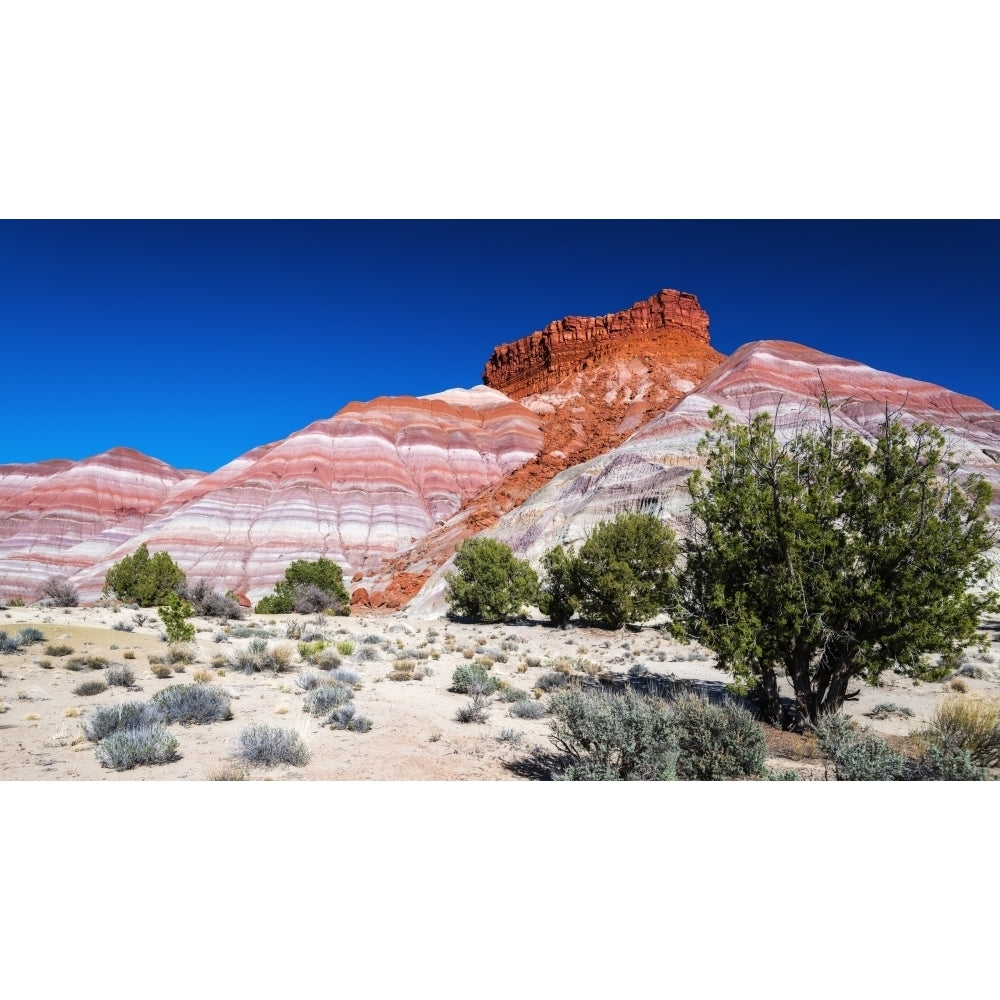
678;405;997;729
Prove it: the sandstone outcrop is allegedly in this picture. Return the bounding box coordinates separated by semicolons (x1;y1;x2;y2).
483;289;712;398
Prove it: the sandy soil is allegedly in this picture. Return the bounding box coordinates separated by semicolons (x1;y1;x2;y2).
2;603;999;781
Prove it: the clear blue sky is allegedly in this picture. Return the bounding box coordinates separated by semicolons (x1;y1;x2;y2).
2;220;997;473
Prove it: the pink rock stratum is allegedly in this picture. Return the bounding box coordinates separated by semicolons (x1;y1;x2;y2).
0;388;543;602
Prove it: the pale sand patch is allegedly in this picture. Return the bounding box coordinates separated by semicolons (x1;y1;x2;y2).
2;604;998;780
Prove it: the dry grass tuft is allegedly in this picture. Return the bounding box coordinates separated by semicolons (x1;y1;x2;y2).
151;663;173;679
927;695;1000;768
192;669;213;684
206;762;249;781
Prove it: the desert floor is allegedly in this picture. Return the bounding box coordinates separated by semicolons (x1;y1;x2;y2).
2;602;999;781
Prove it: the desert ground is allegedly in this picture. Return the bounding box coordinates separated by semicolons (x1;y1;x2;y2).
2;601;999;781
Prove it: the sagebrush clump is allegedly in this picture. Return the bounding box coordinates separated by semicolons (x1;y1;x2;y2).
234;724;310;766
151;684;233;724
95;724;179;770
548;687;678;780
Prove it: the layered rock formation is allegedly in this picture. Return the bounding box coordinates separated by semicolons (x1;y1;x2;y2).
406;340;1000;617
1;389;544;603
483;289;711;398
355;291;725;607
0;448;202;596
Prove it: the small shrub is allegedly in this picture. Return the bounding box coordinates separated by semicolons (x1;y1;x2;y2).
40;578;79;607
302;684;353;715
227;638;293;674
536;671;569;692
497;687;530;703
158;593;196;644
271;643;294;671
152;684;233;724
122;649;136;660
670;695;767;781
398;647;429;661
254;558;350;615
866;702;915;720
38;659;53;669
67;655;108;671
548;688;678;780
815;714;906;780
234;724;310;767
959;663;991;680
914;732;987;780
17;627;44;645
112;621;135;632
46;643;74;657
192;669;213;684
298;640;328;662
335;640;355;656
451;662;500;695
73;678;108;696
151;663;173;679
950;678;969;693
83;700;163;742
182;580;245;620
106;663;136;688
387;660;415;682
354;645;380;662
295;670;326;691
455;692;491;724
166;645;196;665
497;728;524;747
510;700;547;720
327;667;360;686
327;703;373;732
95;724;179;770
313;649;343;670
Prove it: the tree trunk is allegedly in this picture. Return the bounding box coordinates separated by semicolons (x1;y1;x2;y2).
755;667;782;726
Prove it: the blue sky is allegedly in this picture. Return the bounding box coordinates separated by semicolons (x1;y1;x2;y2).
2;220;997;473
